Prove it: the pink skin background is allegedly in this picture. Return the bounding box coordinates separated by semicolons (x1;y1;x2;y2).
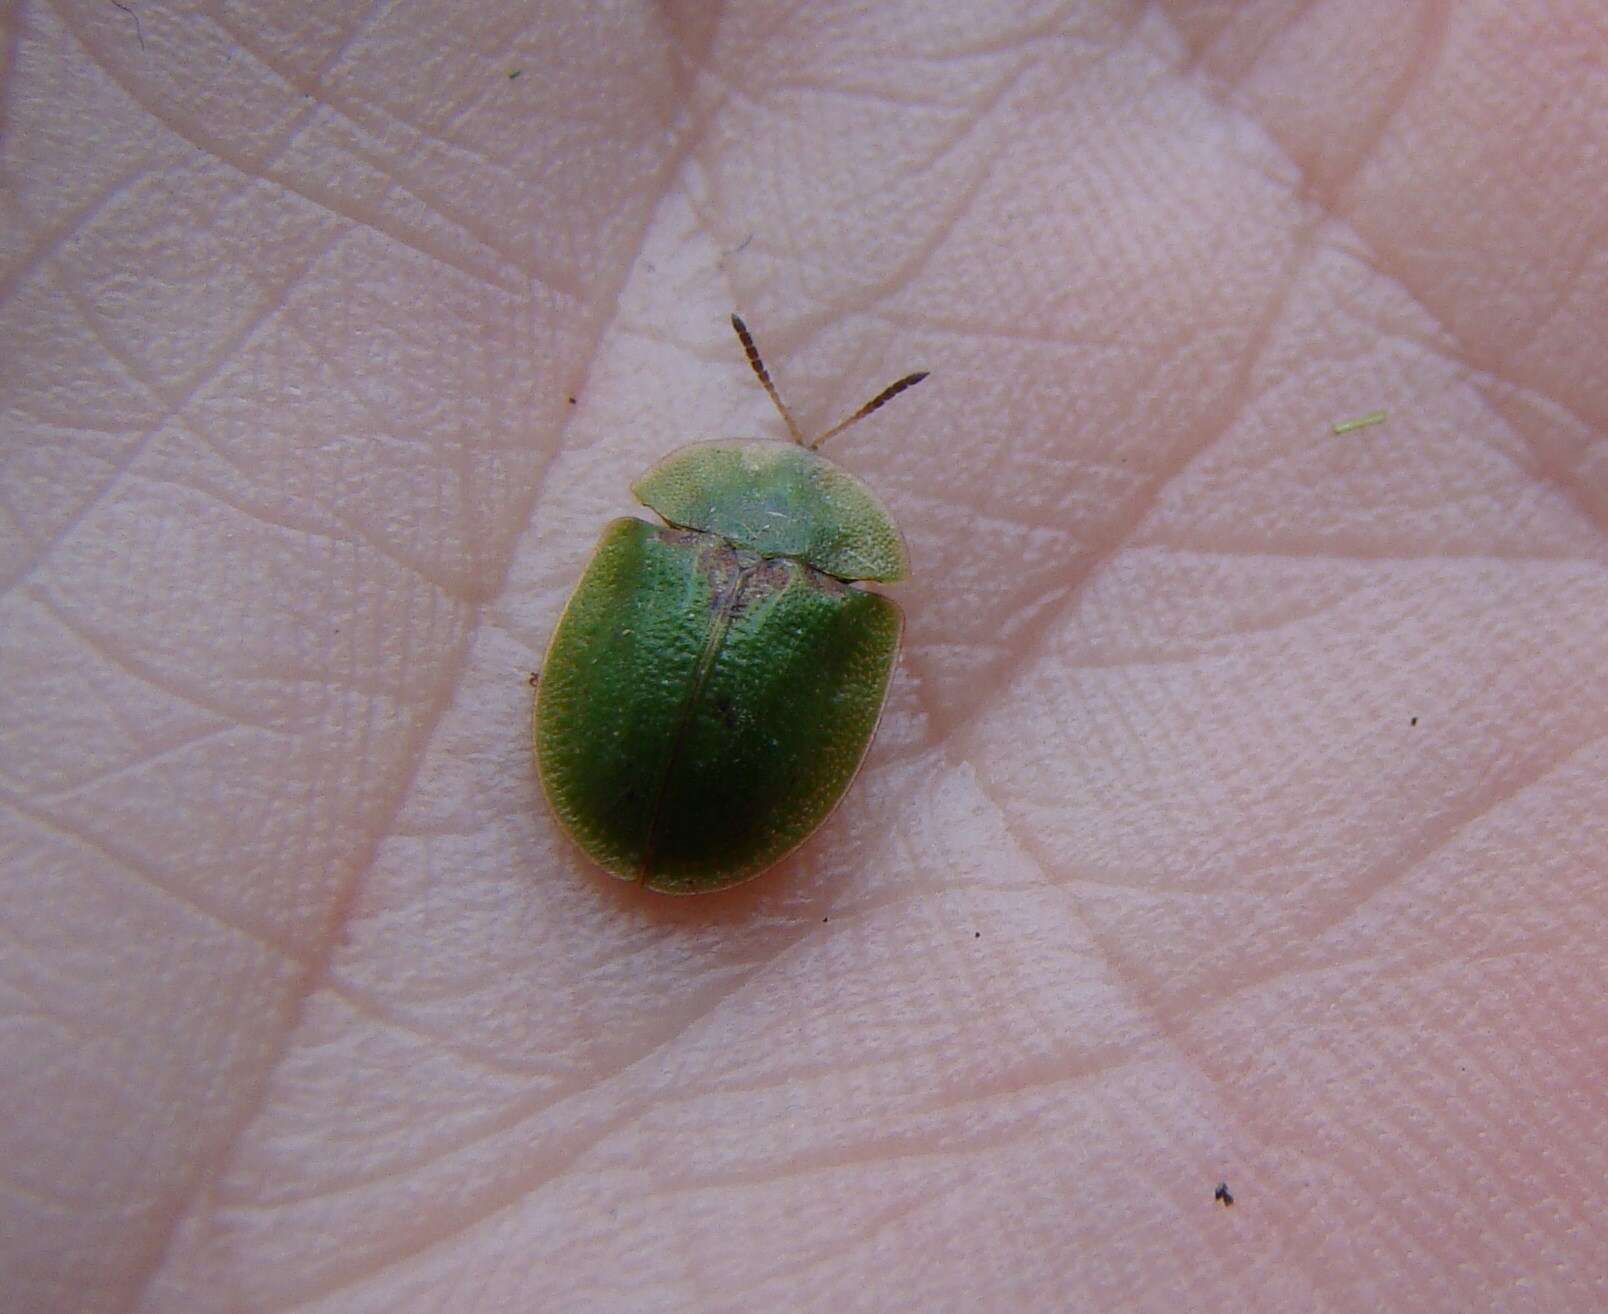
3;2;1606;1311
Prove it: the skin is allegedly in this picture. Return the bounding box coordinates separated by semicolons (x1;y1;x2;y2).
2;2;1604;1311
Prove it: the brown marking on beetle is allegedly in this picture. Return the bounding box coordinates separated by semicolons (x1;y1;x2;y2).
662;522;858;624
748;557;794;591
704;547;748;613
684;540;792;621
802;562;850;597
654;526;713;549
724;556;808;623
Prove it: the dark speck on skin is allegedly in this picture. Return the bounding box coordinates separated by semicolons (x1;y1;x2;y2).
1215;1182;1234;1206
567;395;577;405
509;69;522;80
111;0;145;51
1410;716;1418;726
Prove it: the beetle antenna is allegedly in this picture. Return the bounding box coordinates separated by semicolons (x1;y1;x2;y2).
808;370;929;451
731;314;805;446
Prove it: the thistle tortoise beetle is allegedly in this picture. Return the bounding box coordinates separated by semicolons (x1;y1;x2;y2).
533;316;926;893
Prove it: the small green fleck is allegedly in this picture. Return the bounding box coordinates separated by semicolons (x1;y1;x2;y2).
1332;409;1387;435
508;69;522;80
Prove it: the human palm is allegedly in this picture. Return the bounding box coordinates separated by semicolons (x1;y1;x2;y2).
5;3;1605;1312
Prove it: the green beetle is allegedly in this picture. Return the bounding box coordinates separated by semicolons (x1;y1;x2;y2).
534;316;927;893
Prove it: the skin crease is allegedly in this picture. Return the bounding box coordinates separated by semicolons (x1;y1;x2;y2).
1;1;1605;1311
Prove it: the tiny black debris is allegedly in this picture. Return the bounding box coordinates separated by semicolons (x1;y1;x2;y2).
1410;716;1418;726
1215;1182;1234;1206
111;0;145;52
